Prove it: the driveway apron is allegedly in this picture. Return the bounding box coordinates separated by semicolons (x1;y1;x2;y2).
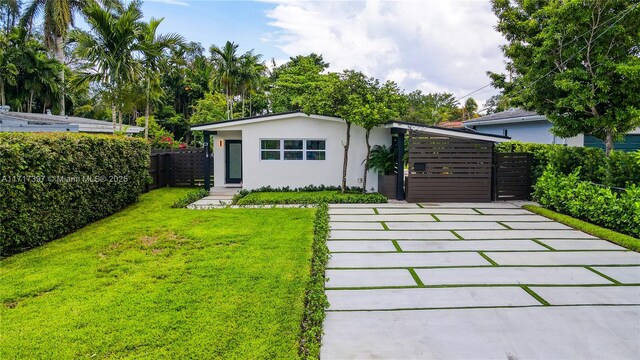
321;203;640;359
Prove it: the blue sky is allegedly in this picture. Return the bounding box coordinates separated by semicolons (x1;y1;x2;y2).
81;0;508;106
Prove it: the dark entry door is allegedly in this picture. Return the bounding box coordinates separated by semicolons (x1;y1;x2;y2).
225;140;242;184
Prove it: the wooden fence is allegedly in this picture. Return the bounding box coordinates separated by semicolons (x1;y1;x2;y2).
148;149;213;190
493;152;532;200
406;132;494;202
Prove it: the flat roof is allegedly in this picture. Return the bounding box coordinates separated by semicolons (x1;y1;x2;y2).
3;112;144;133
191;110;344;131
386;120;511;143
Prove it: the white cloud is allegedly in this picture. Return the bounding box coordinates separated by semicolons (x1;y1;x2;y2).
262;0;507;106
147;0;190;6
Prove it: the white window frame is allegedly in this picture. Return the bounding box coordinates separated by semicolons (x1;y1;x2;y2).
259;139;326;161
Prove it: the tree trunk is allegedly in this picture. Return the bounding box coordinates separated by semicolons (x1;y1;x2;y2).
242;91;246;117
54;36;65;116
145;77;150;139
28;90;34;113
605;130;614;157
0;80;5;106
362;130;372;194
118;110;123;131
112;103;117;133
341;121;352;194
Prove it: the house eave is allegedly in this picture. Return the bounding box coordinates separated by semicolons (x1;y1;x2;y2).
191;111;344;131
385;121;511;143
464;115;547;126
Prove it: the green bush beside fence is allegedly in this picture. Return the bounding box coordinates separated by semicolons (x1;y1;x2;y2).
496;141;639;188
0;133;150;255
533;167;640;238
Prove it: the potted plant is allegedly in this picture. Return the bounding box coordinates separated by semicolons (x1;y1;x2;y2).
367;144;396;198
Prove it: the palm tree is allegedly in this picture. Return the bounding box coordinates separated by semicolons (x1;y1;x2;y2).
24;51;61;113
68;0;142;132
1;0;21;32
21;0;89;115
137;18;184;138
0;31;18;106
237;50;266;117
210;40;239;119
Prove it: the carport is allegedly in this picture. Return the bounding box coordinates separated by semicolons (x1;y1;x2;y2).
386;121;511;202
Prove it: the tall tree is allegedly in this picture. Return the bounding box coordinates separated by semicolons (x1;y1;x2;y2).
0;30;18;106
68;0;142;132
401;90;459;124
490;0;640;155
237;50;266;117
137;17;184;138
21;0;88;115
463;97;478;120
1;0;21;32
210;40;239;119
270;54;328;113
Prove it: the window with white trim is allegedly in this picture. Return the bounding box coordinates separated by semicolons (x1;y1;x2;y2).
260;139;326;160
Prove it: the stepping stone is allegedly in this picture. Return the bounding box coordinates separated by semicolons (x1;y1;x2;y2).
330;230;457;240
475;209;534;215
437;215;552;222
325;269;416;288
326;287;539;311
457;230;595;239
591;267;640;284
540;239;626;250
385;221;505;230
328;241;396;252
329;203;419;208
531;286;640;305
485;251;640;266
397;240;546;252
414;267;612;286
330;222;384;230
329;208;376;215
419;203;519;208
321;306;640;360
502;222;573;230
375;208;477;215
328;252;490;268
329;214;435;222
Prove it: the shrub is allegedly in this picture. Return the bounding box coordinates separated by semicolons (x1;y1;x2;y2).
299;203;330;359
533;167;640;238
367;144;396;175
171;188;209;208
496;141;638;188
235;190;388;205
0;133;150;255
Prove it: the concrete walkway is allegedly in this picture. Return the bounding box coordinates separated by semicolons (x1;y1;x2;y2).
322;202;640;359
187;188;240;208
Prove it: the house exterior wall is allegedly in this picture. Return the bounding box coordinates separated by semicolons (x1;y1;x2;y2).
584;134;640;152
470;120;566;144
212;116;391;191
212;130;242;187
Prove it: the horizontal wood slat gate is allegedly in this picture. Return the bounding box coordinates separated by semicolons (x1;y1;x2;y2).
148;149;213;190
493;152;532;200
406;131;493;202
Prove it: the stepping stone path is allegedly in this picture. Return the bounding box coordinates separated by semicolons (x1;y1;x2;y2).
322;202;640;359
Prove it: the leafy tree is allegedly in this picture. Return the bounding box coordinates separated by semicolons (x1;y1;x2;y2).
0;30;18;106
401;90;459;124
210;40;239;119
190;91;226;125
23;50;61;112
1;0;21;32
483;93;508;114
270;54;328;113
490;0;640;155
463;97;478;120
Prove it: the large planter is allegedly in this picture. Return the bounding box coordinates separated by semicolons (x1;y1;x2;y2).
378;174;397;199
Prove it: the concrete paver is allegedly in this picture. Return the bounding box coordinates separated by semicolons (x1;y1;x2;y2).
328;208;376;215
486;251;640;266
415;267;612;285
328;252;490;268
540;239;626;250
592;266;640;284
330;214;435;222
329;222;384;230
502;221;573;230
397;239;546;252
375;208;478;214
327;287;540;311
385;221;506;230
327;240;396;252
419;203;519;208
325;269;416;288
531;286;640;305
330;230;457;240
321;306;640;359
457;229;595;239
437;214;552;222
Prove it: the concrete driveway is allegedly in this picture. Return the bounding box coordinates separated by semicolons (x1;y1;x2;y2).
322;202;640;359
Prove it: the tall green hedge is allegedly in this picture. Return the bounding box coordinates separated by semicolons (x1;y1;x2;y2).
0;133;150;255
533;168;640;238
496;141;640;188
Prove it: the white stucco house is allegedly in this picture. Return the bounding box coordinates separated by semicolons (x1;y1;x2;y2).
191;111;509;194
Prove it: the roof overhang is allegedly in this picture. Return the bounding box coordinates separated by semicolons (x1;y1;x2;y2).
191;111;344;131
386;121;511;143
464;115;547;126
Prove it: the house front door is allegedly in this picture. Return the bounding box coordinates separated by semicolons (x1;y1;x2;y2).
225;140;242;184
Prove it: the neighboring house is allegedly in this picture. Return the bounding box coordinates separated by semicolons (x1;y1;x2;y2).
191;111;508;192
464;108;640;151
0;111;144;135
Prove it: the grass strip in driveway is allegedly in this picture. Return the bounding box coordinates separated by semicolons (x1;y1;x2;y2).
520;285;550;306
523;205;640;252
0;188;316;359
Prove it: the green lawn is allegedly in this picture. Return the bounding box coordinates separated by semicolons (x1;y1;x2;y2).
0;188;315;359
236;190;388;205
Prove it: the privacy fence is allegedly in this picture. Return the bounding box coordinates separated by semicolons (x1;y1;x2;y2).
148;149;213;190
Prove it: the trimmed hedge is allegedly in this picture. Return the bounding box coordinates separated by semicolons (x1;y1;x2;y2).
299;203;330;359
234;190;388;205
496;141;639;188
171;188;209;208
533;167;640;238
0;133;150;255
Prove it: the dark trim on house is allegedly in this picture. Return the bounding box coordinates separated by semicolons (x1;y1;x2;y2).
191;110;345;130
386;120;512;140
225;140;242;184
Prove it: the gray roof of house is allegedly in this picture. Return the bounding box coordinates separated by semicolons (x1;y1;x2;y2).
464;108;546;126
0;112;144;133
